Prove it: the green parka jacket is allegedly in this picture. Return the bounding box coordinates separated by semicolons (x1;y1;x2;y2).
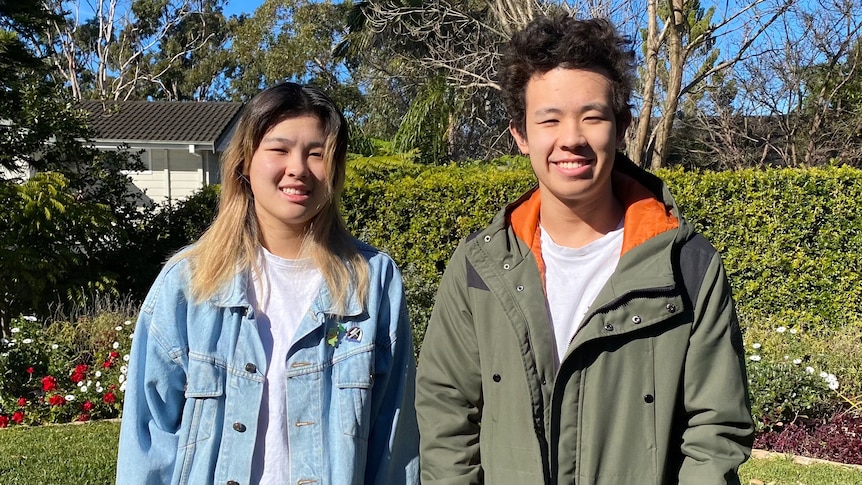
416;155;754;485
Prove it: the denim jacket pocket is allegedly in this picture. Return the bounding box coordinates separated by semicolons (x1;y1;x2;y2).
334;348;374;440
181;357;225;447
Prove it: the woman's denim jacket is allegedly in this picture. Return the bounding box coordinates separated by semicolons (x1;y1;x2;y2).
116;242;420;485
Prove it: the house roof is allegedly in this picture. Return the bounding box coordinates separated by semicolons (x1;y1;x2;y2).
79;100;244;146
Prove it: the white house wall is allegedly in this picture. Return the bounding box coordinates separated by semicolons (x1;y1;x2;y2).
130;148;214;204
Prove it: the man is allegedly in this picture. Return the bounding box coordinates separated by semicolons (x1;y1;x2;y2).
416;13;754;485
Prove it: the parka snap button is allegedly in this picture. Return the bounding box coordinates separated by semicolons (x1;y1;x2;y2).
516;285;524;292
604;323;614;332
493;374;502;382
484;235;491;242
244;362;257;373
644;394;655;404
666;303;677;313
503;263;511;270
631;315;642;324
233;422;246;432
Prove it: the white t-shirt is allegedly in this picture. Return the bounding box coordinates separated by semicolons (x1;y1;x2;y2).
248;247;323;485
541;222;623;366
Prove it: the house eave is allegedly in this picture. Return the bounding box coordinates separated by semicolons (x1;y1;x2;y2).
88;139;219;152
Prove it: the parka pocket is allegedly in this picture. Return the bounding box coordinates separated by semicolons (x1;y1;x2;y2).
181;358;225;447
334;349;374;440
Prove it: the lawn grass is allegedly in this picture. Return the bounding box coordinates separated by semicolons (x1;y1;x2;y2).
740;453;862;485
0;420;118;485
1;419;862;485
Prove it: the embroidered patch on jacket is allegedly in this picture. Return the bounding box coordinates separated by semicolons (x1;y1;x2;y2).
345;326;363;343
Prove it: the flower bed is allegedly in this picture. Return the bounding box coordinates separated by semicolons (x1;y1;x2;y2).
755;411;862;465
0;314;130;427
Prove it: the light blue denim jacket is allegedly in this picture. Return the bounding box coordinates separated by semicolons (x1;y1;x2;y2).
116;241;420;485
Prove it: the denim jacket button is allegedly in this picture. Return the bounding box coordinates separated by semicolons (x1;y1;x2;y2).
244;362;257;373
227;481;239;485
232;422;246;432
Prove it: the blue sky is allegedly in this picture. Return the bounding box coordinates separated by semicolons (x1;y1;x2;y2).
223;0;265;17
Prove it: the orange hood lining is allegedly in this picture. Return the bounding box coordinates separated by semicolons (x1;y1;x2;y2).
508;172;679;276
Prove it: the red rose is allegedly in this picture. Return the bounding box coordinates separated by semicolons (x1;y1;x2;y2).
17;397;26;407
110;351;120;359
26;367;34;374
82;400;94;412
102;360;113;369
70;364;88;383
103;392;116;404
11;411;24;424
41;375;57;391
0;415;8;428
76;413;90;422
48;394;66;406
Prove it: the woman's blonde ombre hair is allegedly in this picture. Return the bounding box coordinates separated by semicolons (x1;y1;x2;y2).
181;82;368;313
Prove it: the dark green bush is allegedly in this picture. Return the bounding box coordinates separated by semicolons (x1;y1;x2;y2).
124;184;221;298
343;158;862;342
342;158;862;423
661;166;862;333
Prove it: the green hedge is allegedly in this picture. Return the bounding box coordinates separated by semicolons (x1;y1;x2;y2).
661;166;862;332
344;158;862;334
151;158;862;425
343;159;862;422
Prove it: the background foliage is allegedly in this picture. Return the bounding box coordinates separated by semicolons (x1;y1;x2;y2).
2;157;861;431
342;157;862;426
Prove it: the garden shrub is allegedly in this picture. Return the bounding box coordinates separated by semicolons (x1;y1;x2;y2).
0;172;121;334
123;184;221;298
662;166;862;335
0;312;132;427
5;158;861;429
343;157;862;425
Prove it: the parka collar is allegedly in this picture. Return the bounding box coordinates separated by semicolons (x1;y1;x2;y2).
500;152;681;258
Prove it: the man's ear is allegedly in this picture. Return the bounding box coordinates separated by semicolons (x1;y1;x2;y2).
509;120;529;155
616;111;632;145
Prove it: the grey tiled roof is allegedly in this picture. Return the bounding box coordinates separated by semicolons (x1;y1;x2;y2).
79;100;244;144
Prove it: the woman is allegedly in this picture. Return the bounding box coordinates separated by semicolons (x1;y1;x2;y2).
116;82;419;485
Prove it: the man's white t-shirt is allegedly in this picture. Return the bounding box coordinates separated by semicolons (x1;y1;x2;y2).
541;221;624;366
248;247;323;485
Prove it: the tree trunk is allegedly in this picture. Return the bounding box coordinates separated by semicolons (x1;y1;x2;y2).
632;0;660;167
653;0;686;169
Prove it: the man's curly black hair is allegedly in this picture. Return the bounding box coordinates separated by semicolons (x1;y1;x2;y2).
498;13;636;137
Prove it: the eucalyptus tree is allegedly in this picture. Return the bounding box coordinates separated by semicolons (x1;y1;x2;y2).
337;0;538;162
227;0;359;101
729;0;862;167
0;0;149;334
44;0;232;100
631;0;793;168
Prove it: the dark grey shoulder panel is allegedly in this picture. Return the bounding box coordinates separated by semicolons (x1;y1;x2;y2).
463;231;490;290
465;230;482;242
677;233;716;305
466;260;490;291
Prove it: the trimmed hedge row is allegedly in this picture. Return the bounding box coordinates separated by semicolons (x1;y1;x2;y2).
342;158;862;354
